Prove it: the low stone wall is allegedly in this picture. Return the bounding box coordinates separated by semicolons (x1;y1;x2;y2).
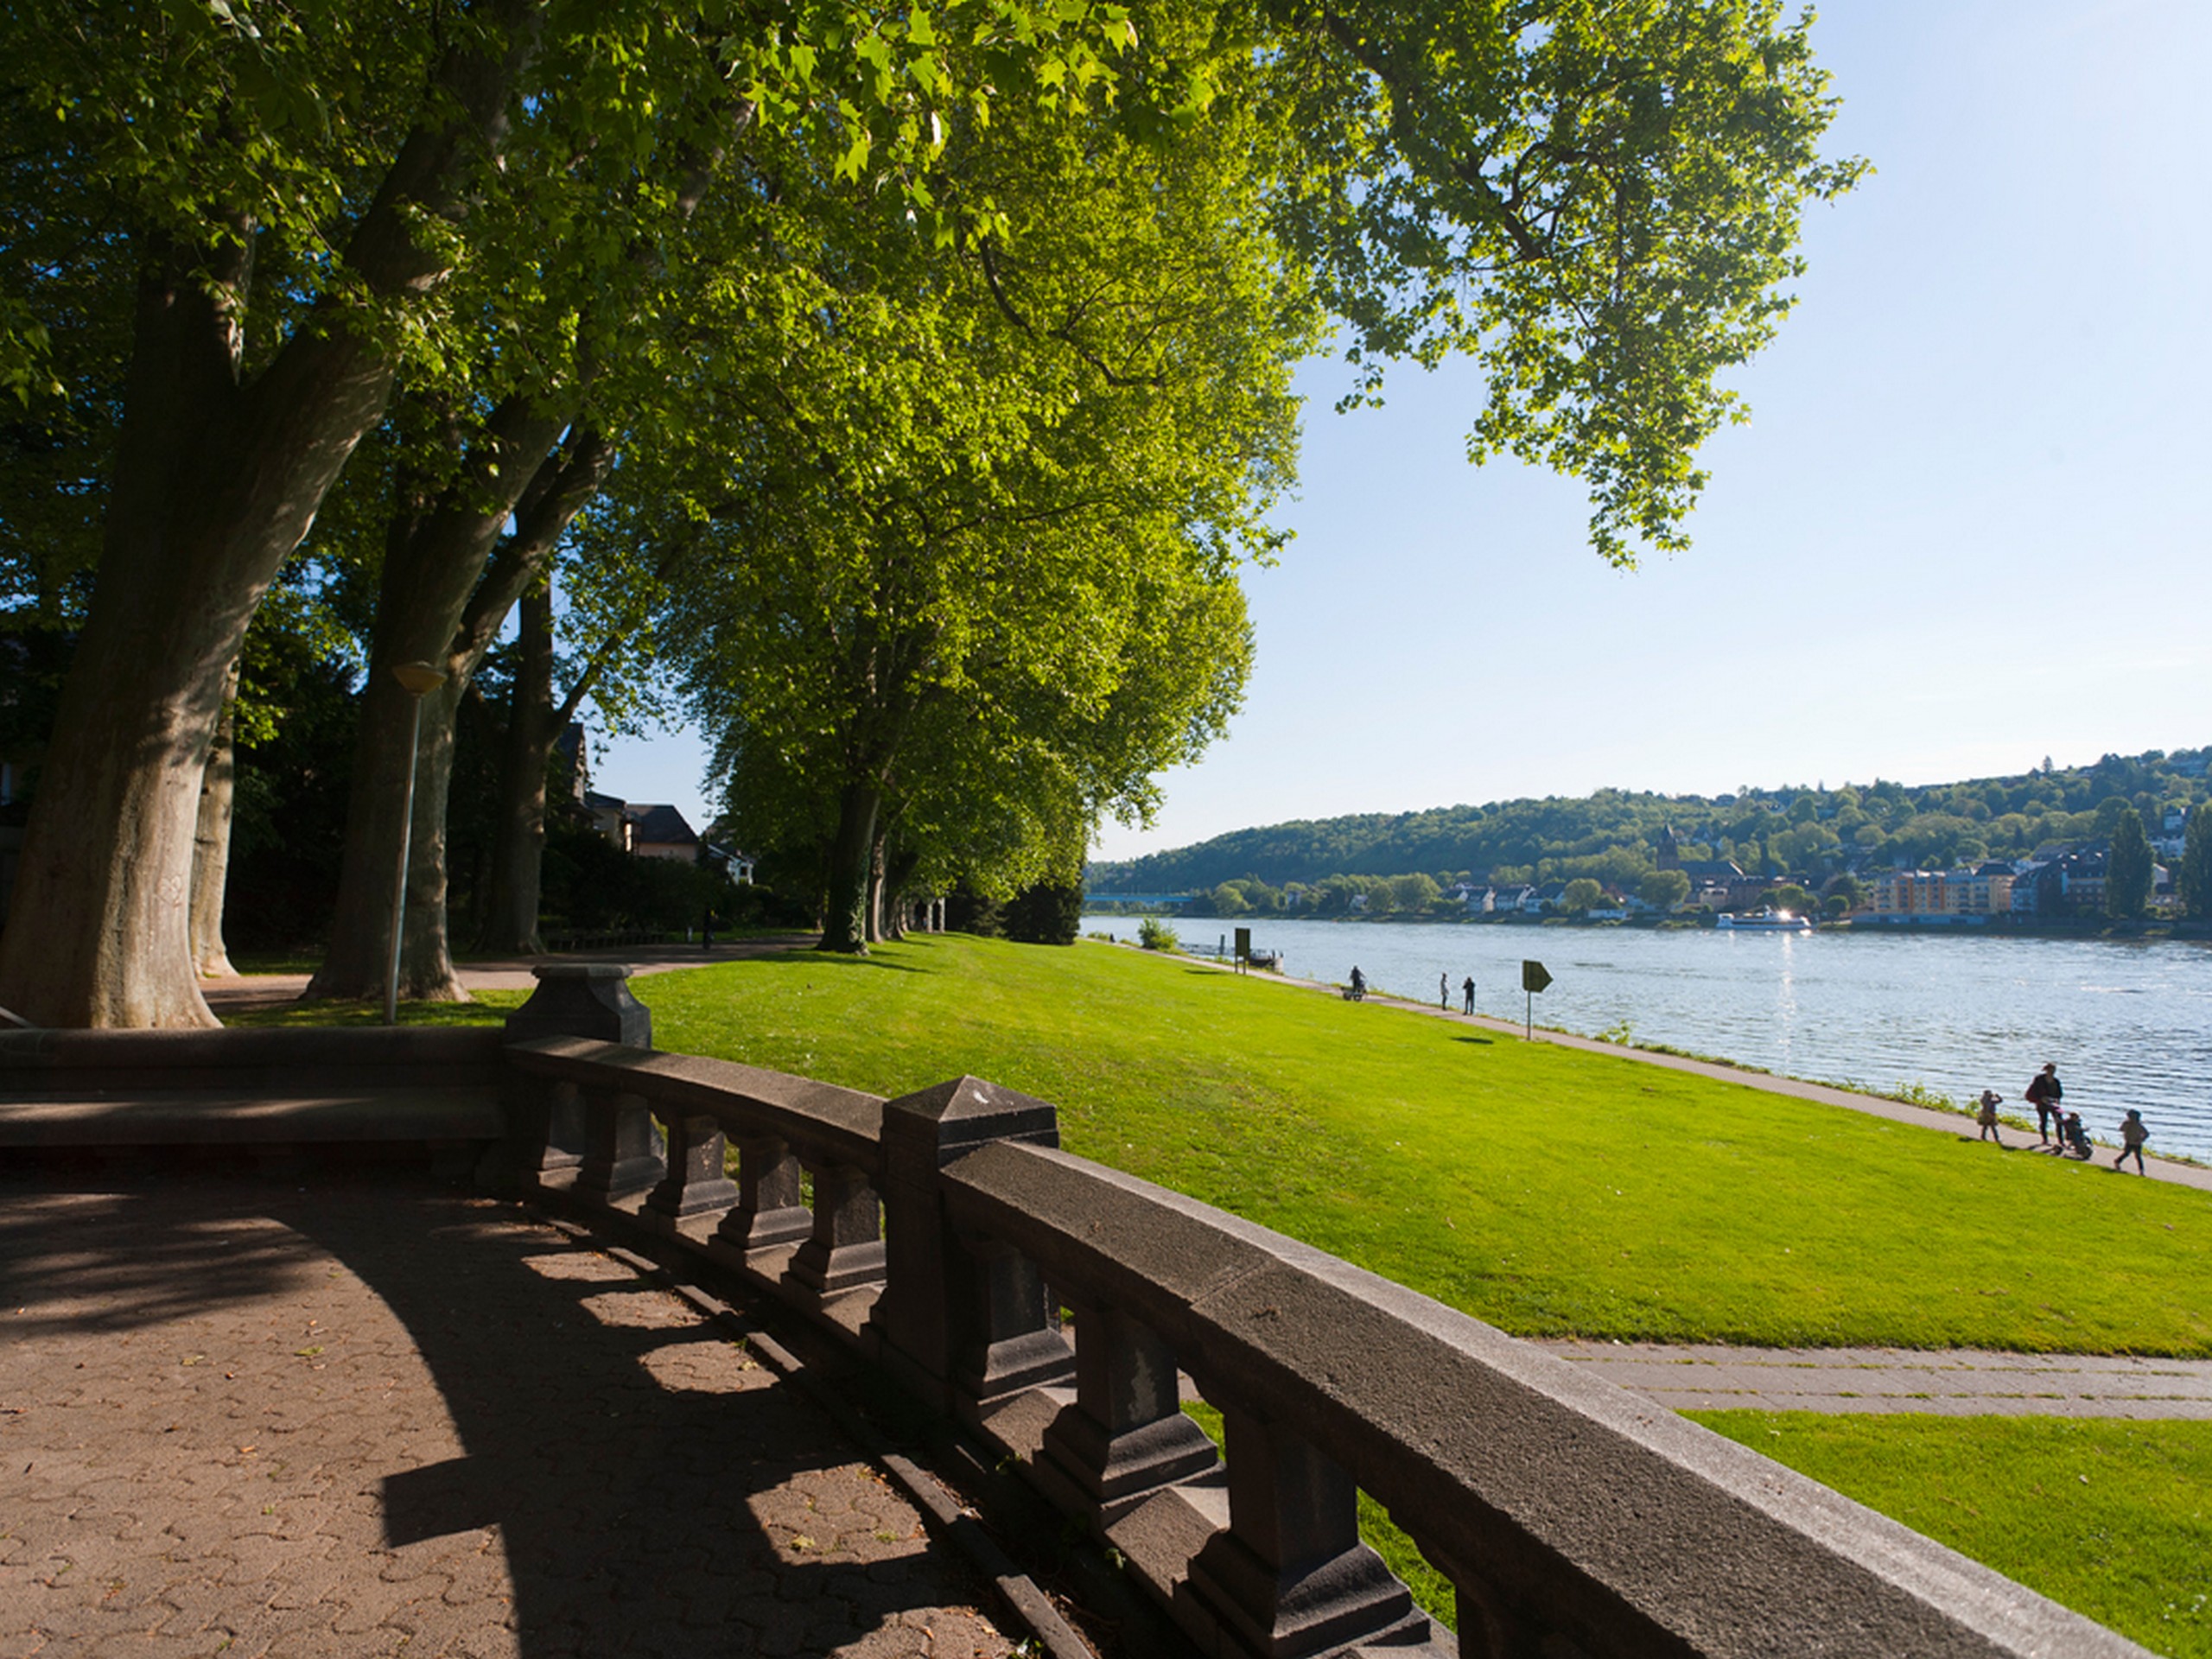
0;1024;504;1159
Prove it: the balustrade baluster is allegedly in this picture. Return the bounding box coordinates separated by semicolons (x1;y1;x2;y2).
1415;1536;1548;1659
788;1160;887;1294
710;1133;814;1257
1180;1400;1426;1659
947;1231;1077;1409
644;1110;738;1226
574;1088;665;1205
1039;1300;1217;1526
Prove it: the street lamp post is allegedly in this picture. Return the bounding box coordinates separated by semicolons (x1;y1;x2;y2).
385;661;449;1026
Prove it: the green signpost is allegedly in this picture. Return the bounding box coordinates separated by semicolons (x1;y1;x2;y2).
1521;959;1553;1039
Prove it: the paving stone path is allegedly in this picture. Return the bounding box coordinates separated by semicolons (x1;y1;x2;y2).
0;1173;1016;1658
1534;1339;2212;1418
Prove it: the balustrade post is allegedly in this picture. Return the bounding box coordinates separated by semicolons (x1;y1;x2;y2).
495;963;652;1192
869;1076;1073;1415
644;1111;738;1228
1179;1401;1425;1659
787;1160;887;1294
709;1133;814;1257
574;1087;664;1205
1038;1300;1219;1526
1416;1542;1546;1659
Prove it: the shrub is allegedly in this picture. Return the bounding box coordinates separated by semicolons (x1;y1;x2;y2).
1137;916;1180;951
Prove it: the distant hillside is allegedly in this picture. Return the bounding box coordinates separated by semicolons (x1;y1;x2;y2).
1086;747;2212;896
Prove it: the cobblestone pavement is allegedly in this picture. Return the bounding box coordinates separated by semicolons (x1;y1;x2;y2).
0;1173;1017;1657
1535;1339;2212;1417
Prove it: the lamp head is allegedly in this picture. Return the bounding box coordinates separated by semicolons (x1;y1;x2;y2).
391;661;448;698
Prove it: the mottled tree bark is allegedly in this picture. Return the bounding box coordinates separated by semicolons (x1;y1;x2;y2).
188;658;240;978
821;784;880;954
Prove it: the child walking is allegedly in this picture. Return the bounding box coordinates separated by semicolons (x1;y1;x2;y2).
2114;1109;2149;1174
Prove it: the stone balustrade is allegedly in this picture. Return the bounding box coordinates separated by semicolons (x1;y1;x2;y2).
491;967;2147;1659
0;964;2150;1658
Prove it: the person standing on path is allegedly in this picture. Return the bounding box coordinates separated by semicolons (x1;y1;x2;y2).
1349;966;1366;1001
2026;1063;2063;1143
1440;971;1451;1009
1462;975;1477;1014
1976;1089;2005;1145
2115;1109;2149;1174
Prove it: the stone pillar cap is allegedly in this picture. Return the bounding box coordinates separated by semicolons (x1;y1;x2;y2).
531;963;634;981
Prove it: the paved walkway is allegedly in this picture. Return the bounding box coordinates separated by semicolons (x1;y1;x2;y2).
0;1172;1018;1658
1532;1340;2212;1419
202;938;817;1017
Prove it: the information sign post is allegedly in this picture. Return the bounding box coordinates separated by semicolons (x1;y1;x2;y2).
1520;959;1553;1039
1234;926;1252;976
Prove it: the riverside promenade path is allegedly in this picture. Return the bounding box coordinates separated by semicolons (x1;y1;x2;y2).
0;1170;1027;1659
1529;1340;2212;1419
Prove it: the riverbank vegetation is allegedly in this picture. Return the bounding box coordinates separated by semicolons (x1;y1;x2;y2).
1090;750;2212;917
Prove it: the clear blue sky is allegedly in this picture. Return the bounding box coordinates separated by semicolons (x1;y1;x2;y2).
591;0;2212;863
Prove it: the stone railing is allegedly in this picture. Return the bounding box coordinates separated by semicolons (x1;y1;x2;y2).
496;966;2145;1659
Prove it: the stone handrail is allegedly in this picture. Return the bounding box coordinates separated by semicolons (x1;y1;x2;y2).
495;964;2146;1659
0;965;2141;1657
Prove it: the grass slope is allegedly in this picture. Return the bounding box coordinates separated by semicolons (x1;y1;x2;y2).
1689;1413;2212;1659
633;934;2210;1355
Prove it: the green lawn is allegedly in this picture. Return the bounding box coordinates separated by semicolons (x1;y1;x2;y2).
1689;1413;2212;1658
226;992;527;1027
626;934;2209;1356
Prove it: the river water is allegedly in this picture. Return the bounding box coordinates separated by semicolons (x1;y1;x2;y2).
1081;914;2212;1163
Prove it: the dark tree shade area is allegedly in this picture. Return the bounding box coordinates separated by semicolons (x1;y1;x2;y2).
1003;881;1085;946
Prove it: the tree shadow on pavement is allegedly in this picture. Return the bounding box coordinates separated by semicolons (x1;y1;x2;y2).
0;1169;1011;1657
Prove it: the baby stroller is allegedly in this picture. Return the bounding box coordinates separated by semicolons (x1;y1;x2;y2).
2062;1112;2094;1160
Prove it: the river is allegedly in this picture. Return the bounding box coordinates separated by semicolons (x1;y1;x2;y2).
1081;914;2212;1163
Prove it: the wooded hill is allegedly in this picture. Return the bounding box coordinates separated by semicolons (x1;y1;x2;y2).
1086;749;2212;895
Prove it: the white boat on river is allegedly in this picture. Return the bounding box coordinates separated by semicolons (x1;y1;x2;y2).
1715;907;1814;932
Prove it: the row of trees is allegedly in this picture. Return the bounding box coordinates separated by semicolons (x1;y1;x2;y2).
2;0;1857;1026
1093;756;2212;899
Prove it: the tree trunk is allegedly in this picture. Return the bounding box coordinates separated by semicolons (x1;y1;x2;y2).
189;658;240;978
821;785;880;954
0;5;543;1028
480;583;557;955
306;414;608;1001
864;829;887;944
